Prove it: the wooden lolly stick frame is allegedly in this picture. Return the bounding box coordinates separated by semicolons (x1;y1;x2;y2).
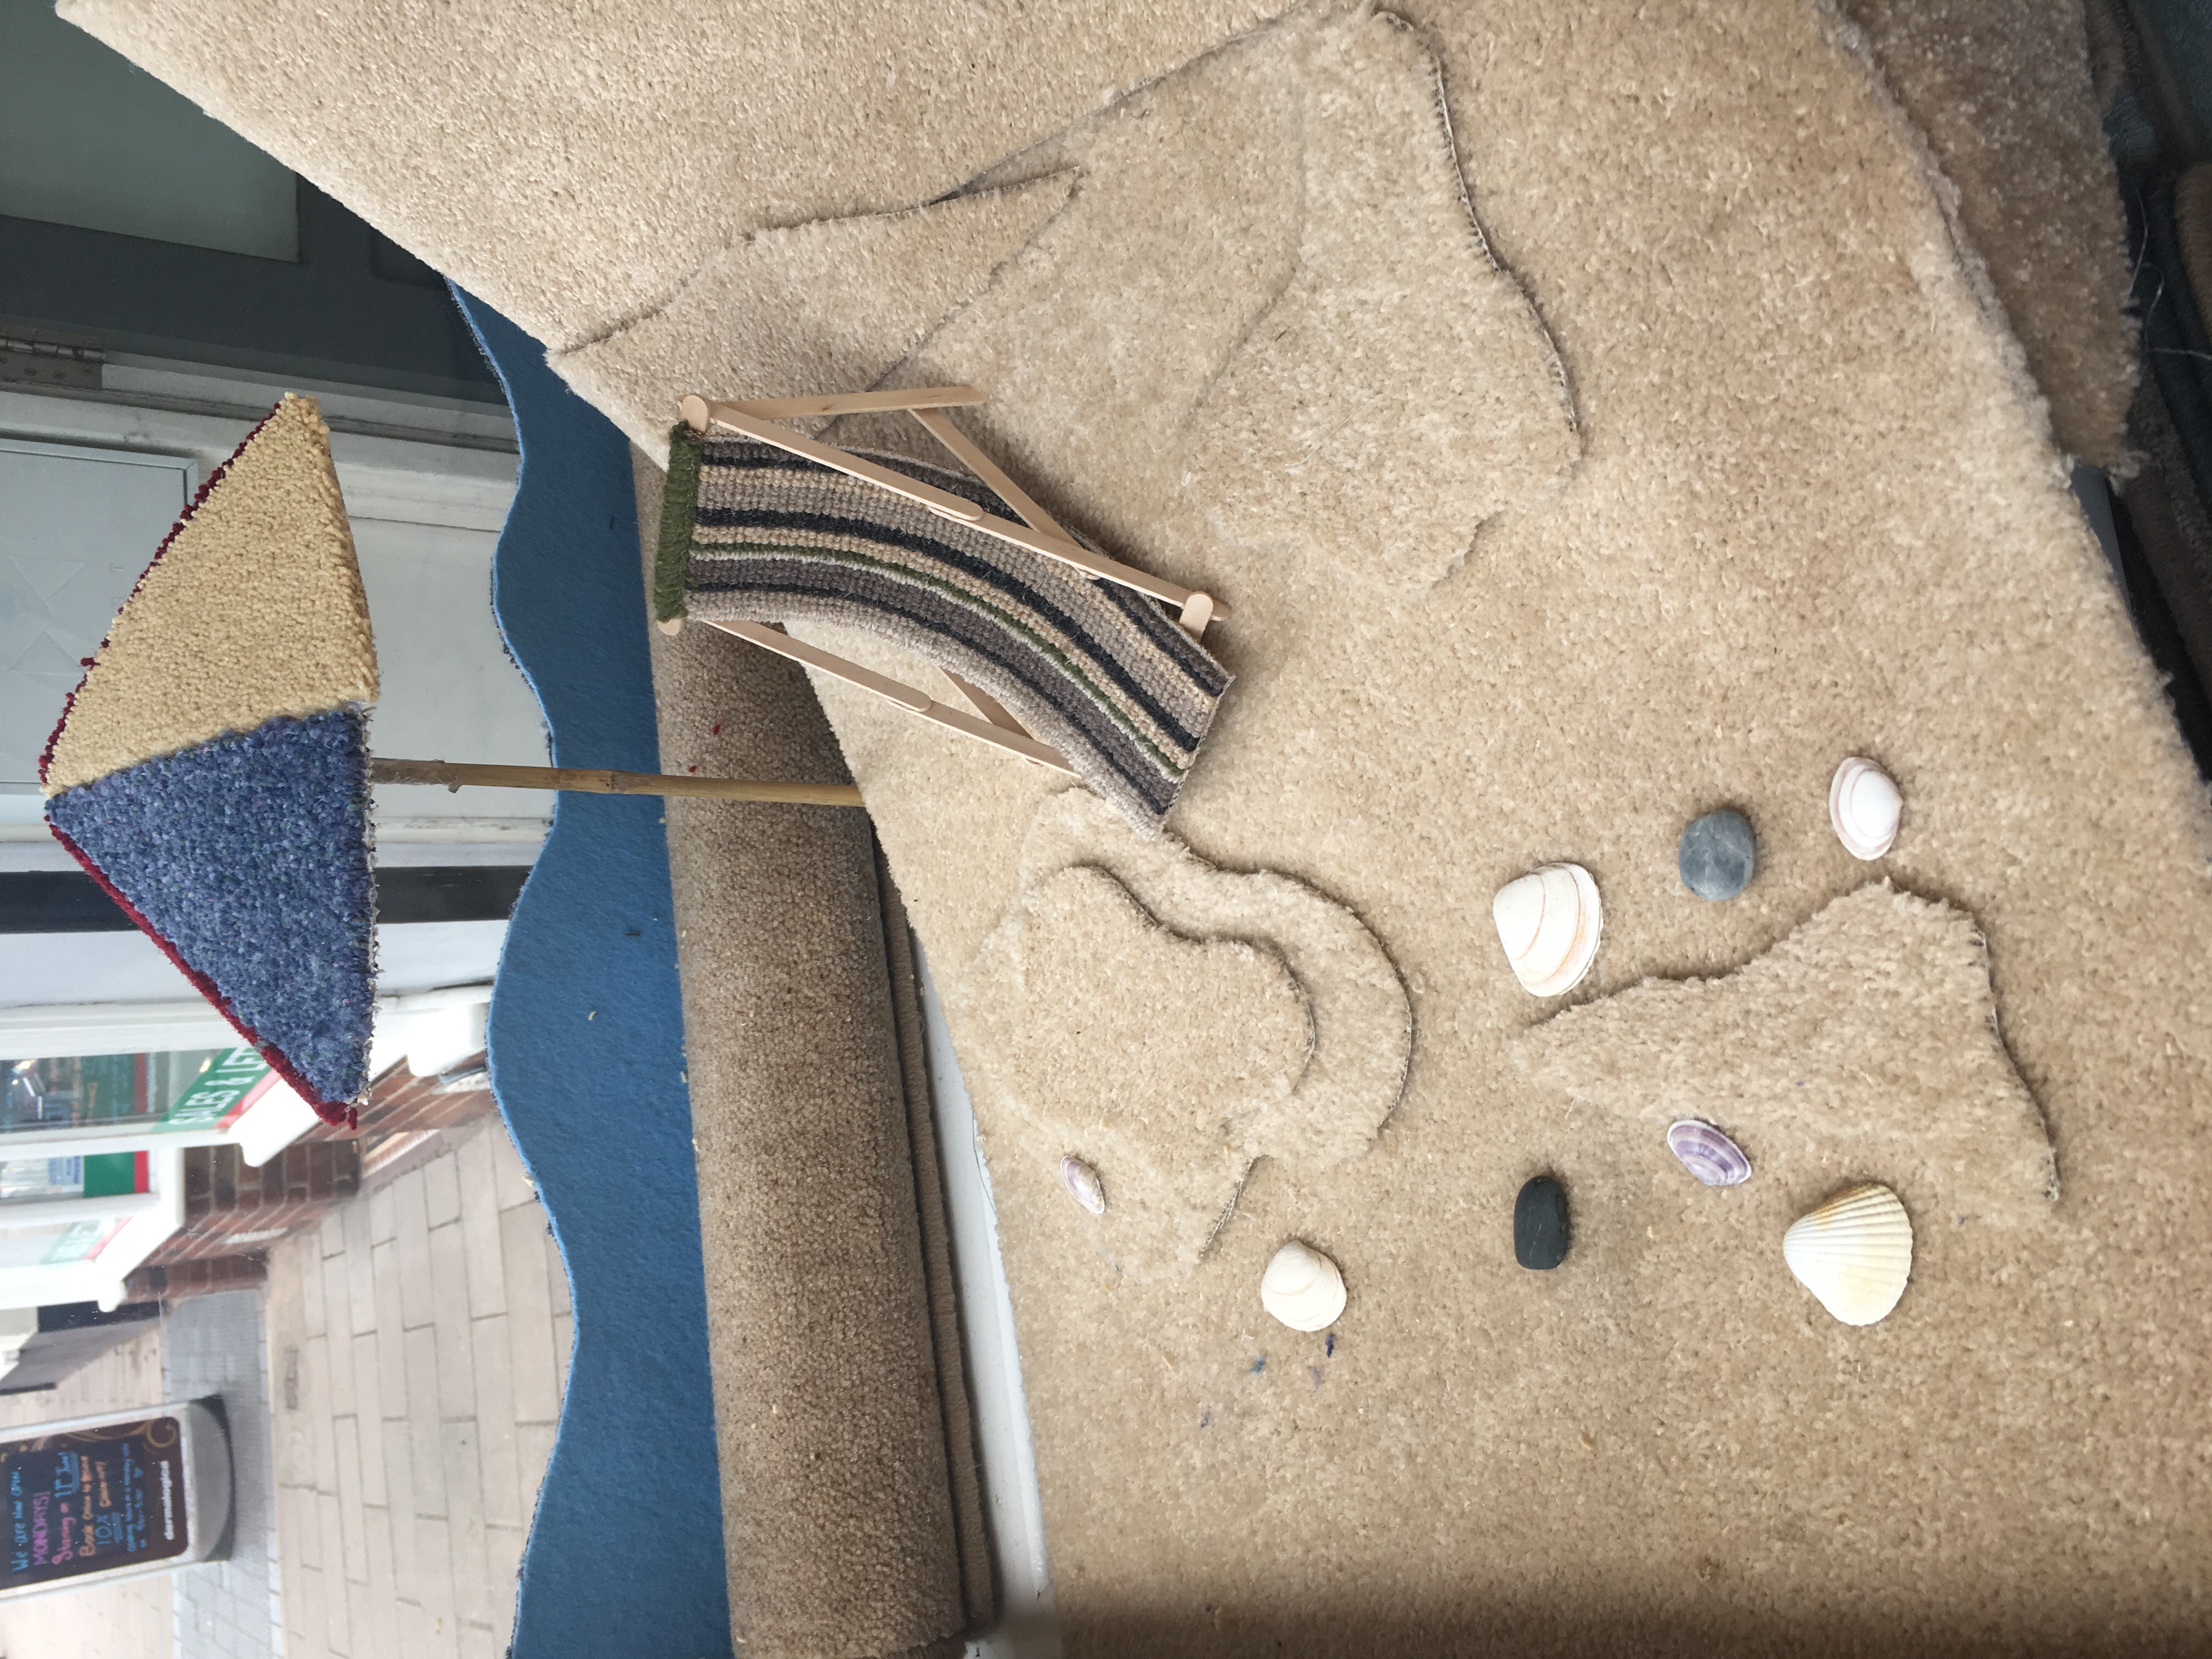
669;385;1226;777
678;394;1226;625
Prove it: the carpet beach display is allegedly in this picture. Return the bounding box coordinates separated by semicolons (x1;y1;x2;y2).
40;395;379;1124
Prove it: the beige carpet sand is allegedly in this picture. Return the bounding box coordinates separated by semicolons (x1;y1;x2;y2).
949;789;1412;1278
563;176;1077;466
1509;881;2061;1231
736;6;2212;1651
77;0;2212;1651
58;0;1276;356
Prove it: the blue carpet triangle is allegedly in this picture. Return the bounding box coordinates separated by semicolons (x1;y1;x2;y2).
46;708;376;1112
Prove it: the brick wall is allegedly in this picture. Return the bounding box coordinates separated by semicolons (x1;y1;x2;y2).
153;1138;364;1265
303;1054;496;1151
128;1254;269;1303
125;1054;499;1306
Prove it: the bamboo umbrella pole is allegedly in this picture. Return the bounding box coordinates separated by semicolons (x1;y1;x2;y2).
368;757;862;807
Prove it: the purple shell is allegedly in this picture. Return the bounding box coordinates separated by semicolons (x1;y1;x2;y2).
1667;1120;1751;1187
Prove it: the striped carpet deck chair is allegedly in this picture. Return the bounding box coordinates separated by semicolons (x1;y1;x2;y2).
653;386;1233;834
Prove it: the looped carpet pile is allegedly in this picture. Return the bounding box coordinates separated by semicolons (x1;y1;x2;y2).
53;2;2212;1655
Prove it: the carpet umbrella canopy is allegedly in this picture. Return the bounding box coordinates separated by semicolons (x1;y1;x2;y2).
40;394;380;1124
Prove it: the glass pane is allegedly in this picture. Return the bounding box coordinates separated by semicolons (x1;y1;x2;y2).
0;4;299;260
0;1217;123;1268
0;1153;143;1206
0;1158;86;1201
0;441;195;792
2;1048;229;1135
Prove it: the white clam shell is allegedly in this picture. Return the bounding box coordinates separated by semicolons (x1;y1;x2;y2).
1060;1155;1105;1215
1492;863;1602;997
1783;1183;1912;1326
1260;1239;1346;1331
1829;758;1901;861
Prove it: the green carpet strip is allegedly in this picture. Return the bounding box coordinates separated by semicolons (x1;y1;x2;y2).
657;427;1231;833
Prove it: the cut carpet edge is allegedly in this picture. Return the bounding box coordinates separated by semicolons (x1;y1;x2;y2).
458;290;735;1659
552;172;1081;468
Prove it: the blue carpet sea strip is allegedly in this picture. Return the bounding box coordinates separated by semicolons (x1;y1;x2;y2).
456;289;733;1659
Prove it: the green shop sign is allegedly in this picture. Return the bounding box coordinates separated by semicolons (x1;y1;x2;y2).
157;1047;274;1132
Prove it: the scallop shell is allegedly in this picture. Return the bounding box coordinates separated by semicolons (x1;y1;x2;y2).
1060;1155;1105;1215
1783;1183;1912;1326
1666;1119;1751;1187
1829;758;1901;860
1492;863;1603;997
1260;1239;1346;1331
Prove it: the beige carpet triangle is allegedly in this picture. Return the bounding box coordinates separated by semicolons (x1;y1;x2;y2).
43;394;376;793
554;173;1076;465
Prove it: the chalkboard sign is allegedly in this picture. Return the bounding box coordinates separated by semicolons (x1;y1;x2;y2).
2;1414;190;1588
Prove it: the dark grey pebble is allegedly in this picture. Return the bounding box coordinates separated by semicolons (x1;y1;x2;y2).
1515;1175;1570;1269
1678;808;1756;900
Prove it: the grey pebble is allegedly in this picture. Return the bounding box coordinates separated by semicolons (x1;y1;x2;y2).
1678;808;1756;900
1515;1175;1571;1270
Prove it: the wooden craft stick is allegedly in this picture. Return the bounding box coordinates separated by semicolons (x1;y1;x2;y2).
704;620;1080;775
914;404;1218;641
698;406;1227;618
681;387;983;426
910;407;1070;539
706;407;983;521
368;757;863;806
942;670;1031;737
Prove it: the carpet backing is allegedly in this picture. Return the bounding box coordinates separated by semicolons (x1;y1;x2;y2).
64;0;2212;1652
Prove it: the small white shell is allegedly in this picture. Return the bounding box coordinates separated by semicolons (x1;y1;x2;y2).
1492;863;1602;997
1260;1239;1346;1331
1829;758;1901;860
1783;1183;1912;1326
1060;1155;1105;1215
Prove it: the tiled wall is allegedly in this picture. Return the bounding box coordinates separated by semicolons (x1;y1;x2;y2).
266;1114;572;1659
